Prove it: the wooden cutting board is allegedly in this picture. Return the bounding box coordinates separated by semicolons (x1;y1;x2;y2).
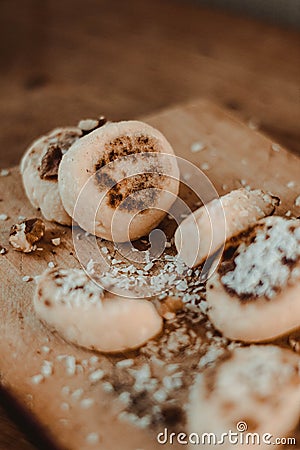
0;99;300;450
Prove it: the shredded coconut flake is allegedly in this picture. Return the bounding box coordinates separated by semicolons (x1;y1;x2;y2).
190;141;205;153
222;217;300;299
65;355;76;376
86;432;99;445
22;275;32;282
200;162;210;171
89;369;104;383
80;398;95;409
41;360;53;377
271;143;281;152
52;269;104;307
287;181;295;189
31;374;44;384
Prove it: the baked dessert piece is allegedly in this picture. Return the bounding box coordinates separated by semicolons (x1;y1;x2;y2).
34;267;163;353
188;345;300;450
20;118;107;225
58;120;179;241
206;216;300;342
21;127;82;225
175;188;279;268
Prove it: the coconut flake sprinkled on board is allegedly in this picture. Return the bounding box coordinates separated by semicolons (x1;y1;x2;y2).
247;119;259;131
200;162;210;171
31;374;44;384
22;275;32;282
271;143;281;152
0;169;10;177
86;432;99;445
287;181;295;189
190;141;205;153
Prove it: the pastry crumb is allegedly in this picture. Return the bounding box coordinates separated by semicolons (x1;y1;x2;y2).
51;237;61;246
0;245;7;255
9;218;45;253
22;275;32;282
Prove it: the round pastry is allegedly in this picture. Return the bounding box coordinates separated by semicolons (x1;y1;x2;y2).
58;120;180;241
21;117;107;225
21;127;82;225
206;216;300;342
175;188;279;268
34;268;163;353
188;345;300;450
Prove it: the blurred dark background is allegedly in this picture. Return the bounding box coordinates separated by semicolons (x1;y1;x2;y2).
193;0;300;29
0;0;299;170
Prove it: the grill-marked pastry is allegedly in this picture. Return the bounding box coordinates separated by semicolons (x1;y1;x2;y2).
58;120;179;241
206;216;300;342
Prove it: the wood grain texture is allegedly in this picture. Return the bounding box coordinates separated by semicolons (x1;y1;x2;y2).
0;0;300;170
0;99;300;449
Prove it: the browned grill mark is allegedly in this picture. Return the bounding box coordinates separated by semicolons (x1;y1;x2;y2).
39;130;81;180
39;144;63;179
94;134;168;211
95;134;158;171
107;172;165;211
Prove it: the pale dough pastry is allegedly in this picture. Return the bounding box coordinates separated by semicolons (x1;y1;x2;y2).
206;216;300;342
188;345;300;450
58;120;180;241
34;268;163;353
21;127;82;225
175;188;279;268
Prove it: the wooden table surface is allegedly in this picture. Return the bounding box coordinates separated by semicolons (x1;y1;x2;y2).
0;0;299;448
